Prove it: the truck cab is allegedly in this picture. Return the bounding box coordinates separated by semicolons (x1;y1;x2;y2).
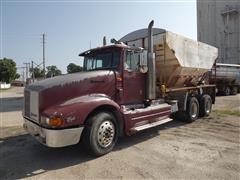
80;44;148;104
23;21;217;156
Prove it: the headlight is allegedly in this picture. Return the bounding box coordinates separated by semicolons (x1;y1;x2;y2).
41;116;64;128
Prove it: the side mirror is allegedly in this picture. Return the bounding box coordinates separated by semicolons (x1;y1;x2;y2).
139;50;148;73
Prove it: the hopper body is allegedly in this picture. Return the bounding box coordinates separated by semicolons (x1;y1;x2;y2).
120;29;218;88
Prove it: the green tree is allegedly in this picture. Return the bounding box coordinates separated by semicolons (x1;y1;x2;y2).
46;65;62;78
0;58;17;83
67;63;83;73
30;67;44;78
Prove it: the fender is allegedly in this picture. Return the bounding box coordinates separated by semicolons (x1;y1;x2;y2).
42;94;122;128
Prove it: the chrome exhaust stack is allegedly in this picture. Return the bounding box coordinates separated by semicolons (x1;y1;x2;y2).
147;20;156;100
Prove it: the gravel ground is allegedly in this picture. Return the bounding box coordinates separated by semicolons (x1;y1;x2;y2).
0;87;239;179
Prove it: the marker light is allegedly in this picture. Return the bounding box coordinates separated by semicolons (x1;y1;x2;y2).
47;117;64;127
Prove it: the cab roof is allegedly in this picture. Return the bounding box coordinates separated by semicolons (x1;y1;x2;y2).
79;44;128;56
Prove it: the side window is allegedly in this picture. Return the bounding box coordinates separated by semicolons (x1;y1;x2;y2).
132;53;140;70
125;51;132;69
125;51;140;71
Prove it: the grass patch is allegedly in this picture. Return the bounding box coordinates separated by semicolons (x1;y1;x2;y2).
213;109;240;117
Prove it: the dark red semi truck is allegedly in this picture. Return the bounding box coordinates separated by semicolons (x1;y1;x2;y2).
23;21;218;156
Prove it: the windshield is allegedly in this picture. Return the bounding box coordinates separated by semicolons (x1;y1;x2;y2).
83;50;120;71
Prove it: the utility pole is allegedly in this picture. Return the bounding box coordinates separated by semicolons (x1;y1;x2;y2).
22;68;25;83
23;62;30;79
42;33;46;79
31;61;35;82
23;62;30;84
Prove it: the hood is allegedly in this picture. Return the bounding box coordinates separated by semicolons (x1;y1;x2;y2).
26;70;111;92
25;70;116;113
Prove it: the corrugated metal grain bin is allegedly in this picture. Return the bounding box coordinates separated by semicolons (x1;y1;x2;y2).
120;28;218;88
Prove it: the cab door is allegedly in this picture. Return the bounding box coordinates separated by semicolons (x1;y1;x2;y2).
122;50;146;104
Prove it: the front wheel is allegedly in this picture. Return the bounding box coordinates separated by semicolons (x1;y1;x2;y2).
82;111;118;156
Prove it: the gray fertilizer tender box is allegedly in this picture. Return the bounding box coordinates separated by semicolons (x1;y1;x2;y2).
120;28;218;88
210;63;240;95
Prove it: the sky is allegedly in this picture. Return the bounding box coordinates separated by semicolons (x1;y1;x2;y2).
0;0;197;74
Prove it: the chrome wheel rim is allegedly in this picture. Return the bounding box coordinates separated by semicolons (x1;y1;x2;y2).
97;121;115;148
191;102;198;119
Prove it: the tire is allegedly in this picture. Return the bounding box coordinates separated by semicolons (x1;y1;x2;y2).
231;87;237;95
173;97;199;123
82;111;118;156
224;86;231;96
171;111;188;122
199;95;212;117
185;97;199;123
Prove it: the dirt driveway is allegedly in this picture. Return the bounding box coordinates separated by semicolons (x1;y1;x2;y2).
0;87;239;179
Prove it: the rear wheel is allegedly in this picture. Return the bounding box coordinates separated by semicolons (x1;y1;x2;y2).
199;95;212;117
186;97;199;122
82;111;118;156
231;87;238;95
174;97;199;123
224;86;231;96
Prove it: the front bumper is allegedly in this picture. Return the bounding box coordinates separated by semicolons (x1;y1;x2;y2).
23;118;84;147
